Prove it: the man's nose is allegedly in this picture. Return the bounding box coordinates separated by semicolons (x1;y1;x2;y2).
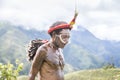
63;38;69;44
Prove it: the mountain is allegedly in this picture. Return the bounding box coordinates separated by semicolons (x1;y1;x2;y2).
64;27;105;71
65;26;120;70
0;21;120;74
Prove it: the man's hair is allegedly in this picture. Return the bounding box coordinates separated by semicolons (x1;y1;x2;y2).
27;39;48;61
49;21;68;36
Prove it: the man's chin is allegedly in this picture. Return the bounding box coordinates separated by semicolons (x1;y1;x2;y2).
60;47;64;49
59;45;65;48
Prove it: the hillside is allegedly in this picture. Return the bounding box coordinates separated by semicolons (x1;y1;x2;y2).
65;69;120;80
17;68;120;80
0;21;120;75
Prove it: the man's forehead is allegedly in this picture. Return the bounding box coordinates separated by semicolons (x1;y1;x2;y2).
60;29;70;34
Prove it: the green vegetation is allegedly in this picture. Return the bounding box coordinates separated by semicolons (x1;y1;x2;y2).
65;69;120;80
0;60;23;80
17;69;120;80
103;63;115;70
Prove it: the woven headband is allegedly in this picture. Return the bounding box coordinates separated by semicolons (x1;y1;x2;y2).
48;24;71;34
48;12;78;34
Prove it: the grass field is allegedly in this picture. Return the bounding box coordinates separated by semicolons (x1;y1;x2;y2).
65;68;120;80
18;68;120;80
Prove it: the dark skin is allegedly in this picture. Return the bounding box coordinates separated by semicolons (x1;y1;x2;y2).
28;29;70;80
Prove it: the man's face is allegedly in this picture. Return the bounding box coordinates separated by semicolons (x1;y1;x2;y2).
54;29;70;48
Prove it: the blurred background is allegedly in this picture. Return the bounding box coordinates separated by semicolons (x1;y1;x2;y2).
0;0;120;79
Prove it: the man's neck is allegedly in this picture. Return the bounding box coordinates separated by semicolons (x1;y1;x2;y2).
50;40;59;50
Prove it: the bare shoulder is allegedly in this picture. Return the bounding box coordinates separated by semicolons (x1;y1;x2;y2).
36;43;48;56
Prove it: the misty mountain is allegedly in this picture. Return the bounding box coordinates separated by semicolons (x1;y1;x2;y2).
59;26;120;70
0;21;120;74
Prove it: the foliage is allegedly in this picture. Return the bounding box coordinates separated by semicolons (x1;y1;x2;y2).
103;63;116;70
0;60;23;80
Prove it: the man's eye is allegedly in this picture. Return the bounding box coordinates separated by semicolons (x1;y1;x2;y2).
62;35;70;39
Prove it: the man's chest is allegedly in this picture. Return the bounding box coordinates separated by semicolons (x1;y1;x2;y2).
45;49;65;69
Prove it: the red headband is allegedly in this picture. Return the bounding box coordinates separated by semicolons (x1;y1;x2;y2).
48;24;71;34
48;12;78;34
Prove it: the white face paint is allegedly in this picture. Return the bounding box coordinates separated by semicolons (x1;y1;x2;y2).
57;33;70;45
54;29;70;48
59;34;68;44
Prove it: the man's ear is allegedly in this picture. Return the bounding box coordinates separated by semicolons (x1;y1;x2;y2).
52;31;56;38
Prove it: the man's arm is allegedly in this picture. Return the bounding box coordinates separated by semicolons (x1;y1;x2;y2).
28;47;46;80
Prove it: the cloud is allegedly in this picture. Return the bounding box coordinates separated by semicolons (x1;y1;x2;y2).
0;0;76;30
88;24;120;41
0;0;120;41
83;10;120;41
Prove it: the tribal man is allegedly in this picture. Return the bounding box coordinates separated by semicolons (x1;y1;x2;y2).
28;12;78;80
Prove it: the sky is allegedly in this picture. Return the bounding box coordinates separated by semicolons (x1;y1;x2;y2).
0;0;120;41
